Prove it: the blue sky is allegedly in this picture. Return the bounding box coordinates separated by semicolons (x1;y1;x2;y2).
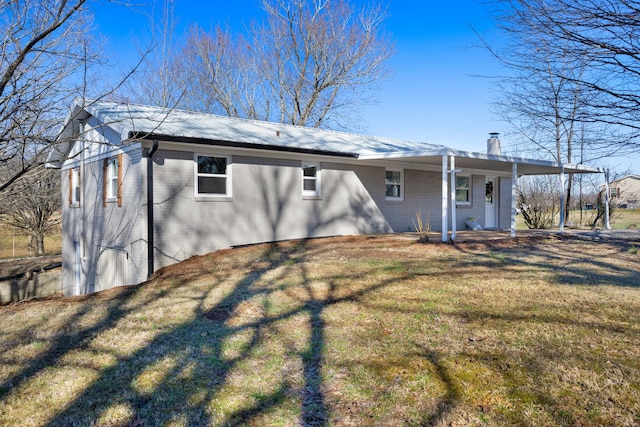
91;0;637;173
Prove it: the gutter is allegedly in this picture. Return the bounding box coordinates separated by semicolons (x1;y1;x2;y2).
147;139;159;280
128;131;359;159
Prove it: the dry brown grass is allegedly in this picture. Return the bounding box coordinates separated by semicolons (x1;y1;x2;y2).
0;224;61;259
1;232;639;426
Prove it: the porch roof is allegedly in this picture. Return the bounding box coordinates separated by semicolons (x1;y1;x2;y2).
358;148;601;176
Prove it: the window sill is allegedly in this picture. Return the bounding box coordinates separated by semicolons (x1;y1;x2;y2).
195;195;233;202
303;195;322;200
385;198;404;203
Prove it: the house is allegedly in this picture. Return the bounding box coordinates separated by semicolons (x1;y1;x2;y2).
46;99;602;296
610;175;640;209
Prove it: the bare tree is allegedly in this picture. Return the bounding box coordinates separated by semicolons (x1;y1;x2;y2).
0;0;101;193
481;0;638;223
489;0;640;150
126;0;187;108
0;1;155;257
517;175;561;229
142;0;394;129
0;162;61;255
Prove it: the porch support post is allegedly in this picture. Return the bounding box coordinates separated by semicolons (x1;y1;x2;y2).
604;168;611;230
559;165;566;232
511;162;518;238
450;155;457;241
442;154;448;242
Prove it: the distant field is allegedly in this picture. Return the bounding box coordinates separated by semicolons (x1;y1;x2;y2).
515;208;640;230
0;225;62;259
610;208;640;229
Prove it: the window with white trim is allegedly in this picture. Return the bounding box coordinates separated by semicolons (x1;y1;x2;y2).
455;175;471;205
302;162;321;197
70;167;80;207
195;154;230;196
385;169;403;200
106;158;118;199
103;154;123;207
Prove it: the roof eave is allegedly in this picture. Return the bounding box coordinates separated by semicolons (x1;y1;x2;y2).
128;131;360;159
358;148;602;175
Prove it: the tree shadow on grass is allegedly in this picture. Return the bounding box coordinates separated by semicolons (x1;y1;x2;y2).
451;232;640;288
0;240;407;426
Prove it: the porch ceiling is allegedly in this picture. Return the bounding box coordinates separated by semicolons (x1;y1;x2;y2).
357;148;602;176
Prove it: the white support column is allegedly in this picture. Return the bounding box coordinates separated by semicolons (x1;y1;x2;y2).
559;165;566;232
604;169;611;230
450;155;457;241
511;162;518;238
442;155;448;242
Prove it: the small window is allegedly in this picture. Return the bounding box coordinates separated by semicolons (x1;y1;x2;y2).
302;162;321;197
103;154;122;207
385;169;403;200
106;158;118;199
195;154;230;196
456;175;471;205
70;167;80;207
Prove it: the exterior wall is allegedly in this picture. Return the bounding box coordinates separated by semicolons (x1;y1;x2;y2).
379;169;443;232
457;174;487;231
149;149;397;269
149;149;516;273
612;176;640;209
60;128;145;296
60;132;517;295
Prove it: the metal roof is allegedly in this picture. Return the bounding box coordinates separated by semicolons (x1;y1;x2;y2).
81;99;446;156
47;99;602;176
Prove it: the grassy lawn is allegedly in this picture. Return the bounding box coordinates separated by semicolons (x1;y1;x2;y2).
1;233;639;426
609;208;640;229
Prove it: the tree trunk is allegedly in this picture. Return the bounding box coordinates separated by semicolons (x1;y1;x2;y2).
565;174;573;223
33;233;45;256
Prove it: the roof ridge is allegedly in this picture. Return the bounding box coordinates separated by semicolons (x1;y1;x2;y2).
84;98;441;148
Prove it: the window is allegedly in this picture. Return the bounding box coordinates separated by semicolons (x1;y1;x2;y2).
455;175;471;205
611;187;620;197
106;158;118;199
195;154;230;196
485;180;494;203
385;169;403;200
69;167;80;207
302;162;321;197
103;154;122;207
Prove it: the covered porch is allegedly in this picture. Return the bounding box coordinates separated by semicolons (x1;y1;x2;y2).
360;147;605;242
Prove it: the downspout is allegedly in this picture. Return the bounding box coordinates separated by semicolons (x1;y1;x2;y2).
147;140;159;280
